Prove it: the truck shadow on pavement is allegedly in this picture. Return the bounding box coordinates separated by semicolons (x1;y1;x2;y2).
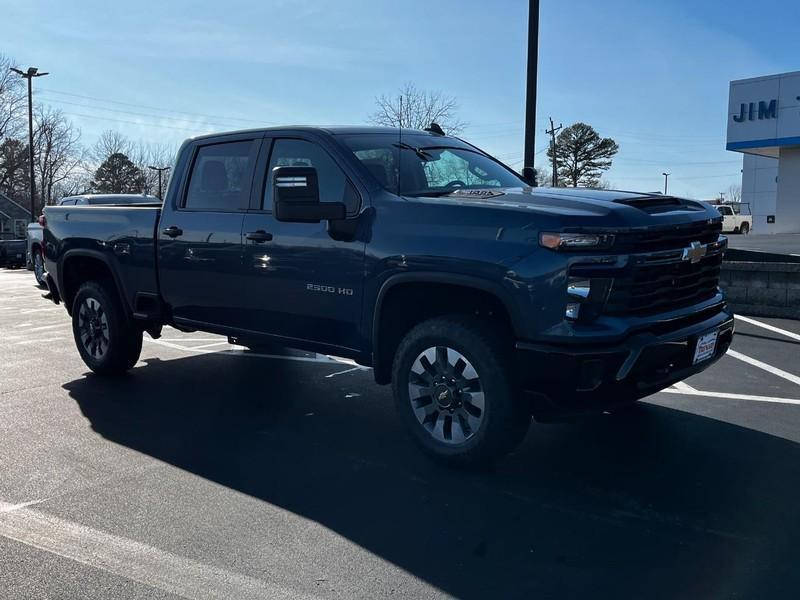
63;352;800;599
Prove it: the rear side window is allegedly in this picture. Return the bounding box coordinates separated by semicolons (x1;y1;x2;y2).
184;140;257;211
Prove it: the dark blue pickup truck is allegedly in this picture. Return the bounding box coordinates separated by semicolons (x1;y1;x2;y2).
42;126;733;465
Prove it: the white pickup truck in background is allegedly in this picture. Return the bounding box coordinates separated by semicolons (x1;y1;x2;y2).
716;203;752;234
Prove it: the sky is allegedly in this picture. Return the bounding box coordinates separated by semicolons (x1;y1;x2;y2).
2;0;799;199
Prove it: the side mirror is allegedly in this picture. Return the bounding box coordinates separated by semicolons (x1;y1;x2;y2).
521;167;536;186
273;166;346;223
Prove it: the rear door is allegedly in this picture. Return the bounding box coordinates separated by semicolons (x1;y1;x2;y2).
239;135;367;352
158;134;262;329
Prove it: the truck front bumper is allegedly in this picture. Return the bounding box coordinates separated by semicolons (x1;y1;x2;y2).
515;304;734;416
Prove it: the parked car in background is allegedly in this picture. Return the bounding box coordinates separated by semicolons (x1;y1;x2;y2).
714;203;752;234
27;194;160;286
56;193;160;206
0;239;27;268
26;221;46;285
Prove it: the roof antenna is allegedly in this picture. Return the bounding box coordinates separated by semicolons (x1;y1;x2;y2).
424;122;445;136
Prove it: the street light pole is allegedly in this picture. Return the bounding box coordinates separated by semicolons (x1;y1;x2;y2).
10;67;49;222
148;166;171;200
662;172;670;195
523;0;540;185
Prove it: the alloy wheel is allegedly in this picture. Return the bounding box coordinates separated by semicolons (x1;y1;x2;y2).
408;346;485;445
78;297;110;358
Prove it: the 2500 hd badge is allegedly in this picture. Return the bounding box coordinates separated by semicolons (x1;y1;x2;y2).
306;283;354;296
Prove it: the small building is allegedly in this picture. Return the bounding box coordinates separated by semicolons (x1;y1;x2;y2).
727;70;800;233
0;192;30;240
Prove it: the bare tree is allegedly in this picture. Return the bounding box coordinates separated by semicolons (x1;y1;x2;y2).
130;142;177;196
33;106;82;207
728;183;742;204
90;130;133;165
0;54;26;141
369;82;466;135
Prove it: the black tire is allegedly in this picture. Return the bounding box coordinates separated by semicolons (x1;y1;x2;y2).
33;248;46;287
391;316;530;467
740;222;750;235
71;281;142;375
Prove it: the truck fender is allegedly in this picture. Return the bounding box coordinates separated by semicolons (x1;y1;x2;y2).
59;248;133;320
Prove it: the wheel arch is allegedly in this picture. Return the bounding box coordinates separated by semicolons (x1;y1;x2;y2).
60;249;131;319
370;273;521;385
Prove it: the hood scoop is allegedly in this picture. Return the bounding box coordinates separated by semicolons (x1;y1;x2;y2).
613;195;704;214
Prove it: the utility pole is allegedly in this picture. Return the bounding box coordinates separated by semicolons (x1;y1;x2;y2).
662;172;670;195
148;166;171;200
719;192;726;202
522;0;540;185
10;66;49;222
546;117;562;187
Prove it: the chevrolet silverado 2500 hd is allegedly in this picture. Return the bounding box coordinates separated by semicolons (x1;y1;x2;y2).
42;126;734;465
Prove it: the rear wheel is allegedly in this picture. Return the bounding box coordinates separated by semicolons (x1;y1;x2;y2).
33;248;46;287
391;316;530;467
740;222;750;234
72;281;142;375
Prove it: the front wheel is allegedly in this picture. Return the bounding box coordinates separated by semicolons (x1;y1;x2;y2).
391;316;530;467
72;281;142;375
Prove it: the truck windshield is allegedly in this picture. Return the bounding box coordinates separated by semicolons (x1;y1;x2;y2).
339;133;525;197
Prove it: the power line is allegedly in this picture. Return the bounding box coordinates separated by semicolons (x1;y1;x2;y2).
37;87;274;125
41;96;253;130
60;111;213;133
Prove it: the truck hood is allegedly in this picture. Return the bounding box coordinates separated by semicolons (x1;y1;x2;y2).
412;187;719;230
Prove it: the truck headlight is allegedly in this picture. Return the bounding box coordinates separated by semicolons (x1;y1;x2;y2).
540;232;615;250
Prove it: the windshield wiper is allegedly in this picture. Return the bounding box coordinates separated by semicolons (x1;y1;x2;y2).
404;188;461;197
393;143;433;161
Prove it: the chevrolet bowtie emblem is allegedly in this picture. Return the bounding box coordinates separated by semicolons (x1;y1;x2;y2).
682;241;707;264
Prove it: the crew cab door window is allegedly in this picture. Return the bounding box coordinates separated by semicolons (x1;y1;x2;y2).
718;206;732;216
264;139;360;215
184;140;257;211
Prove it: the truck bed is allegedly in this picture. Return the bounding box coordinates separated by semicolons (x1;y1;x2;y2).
44;204;162;310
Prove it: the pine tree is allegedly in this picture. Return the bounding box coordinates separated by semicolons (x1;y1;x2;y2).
546;123;619;188
90;152;144;194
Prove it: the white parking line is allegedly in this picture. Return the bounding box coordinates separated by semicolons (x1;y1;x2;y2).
662;388;800;406
726;349;800;387
190;341;230;350
735;314;800;342
0;501;313;600
325;366;365;378
671;380;697;392
143;337;356;367
26;324;67;332
14;337;65;346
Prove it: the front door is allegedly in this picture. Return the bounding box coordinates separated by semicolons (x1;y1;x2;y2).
239;136;367;353
158;136;261;329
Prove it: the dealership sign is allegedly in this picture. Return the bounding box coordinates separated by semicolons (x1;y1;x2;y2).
727;71;800;154
732;99;778;123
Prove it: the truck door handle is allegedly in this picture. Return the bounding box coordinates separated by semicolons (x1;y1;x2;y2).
162;226;183;238
246;230;273;243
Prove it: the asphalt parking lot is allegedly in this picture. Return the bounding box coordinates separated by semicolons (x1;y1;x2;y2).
2;268;800;599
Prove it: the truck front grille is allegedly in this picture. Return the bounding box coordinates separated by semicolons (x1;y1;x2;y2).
604;221;725;316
